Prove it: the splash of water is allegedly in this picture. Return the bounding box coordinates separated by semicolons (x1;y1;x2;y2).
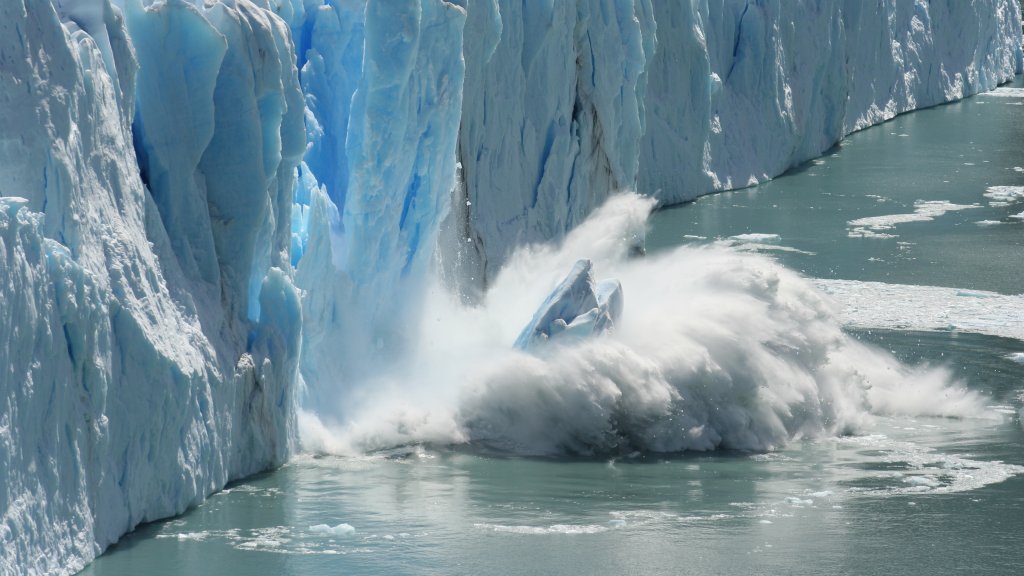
300;194;986;456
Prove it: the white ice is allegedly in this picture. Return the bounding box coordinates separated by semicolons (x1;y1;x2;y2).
847;201;981;237
815;280;1024;341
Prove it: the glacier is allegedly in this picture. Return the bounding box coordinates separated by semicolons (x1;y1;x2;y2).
1;0;302;573
452;0;1024;280
0;0;1022;573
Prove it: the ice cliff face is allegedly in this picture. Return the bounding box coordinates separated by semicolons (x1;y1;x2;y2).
1;0;1022;573
1;0;301;573
452;0;655;284
275;0;467;416
638;0;1024;202
453;0;1024;280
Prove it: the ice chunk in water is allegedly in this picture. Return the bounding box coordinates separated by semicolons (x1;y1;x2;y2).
309;523;356;537
514;259;623;350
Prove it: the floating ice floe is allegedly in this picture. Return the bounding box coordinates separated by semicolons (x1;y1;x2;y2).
847;201;981;237
983;185;1024;205
309;523;356;537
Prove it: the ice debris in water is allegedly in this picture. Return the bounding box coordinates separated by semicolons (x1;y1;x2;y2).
514;259;623;350
983;185;1024;206
847;200;981;237
309;523;355;537
730;233;781;243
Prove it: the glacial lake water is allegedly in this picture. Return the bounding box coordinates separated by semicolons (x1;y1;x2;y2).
82;79;1024;575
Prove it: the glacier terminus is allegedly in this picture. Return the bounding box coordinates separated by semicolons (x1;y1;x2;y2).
0;0;1022;574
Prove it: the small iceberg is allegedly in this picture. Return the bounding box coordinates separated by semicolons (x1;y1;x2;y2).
514;259;623;350
309;523;356;537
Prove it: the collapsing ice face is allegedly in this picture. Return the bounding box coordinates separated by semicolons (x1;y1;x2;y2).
300;194;986;456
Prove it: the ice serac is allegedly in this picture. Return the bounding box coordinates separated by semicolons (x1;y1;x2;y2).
455;0;1024;276
282;0;467;416
0;0;302;573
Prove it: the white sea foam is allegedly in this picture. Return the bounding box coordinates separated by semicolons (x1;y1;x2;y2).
838;434;1024;495
154;524;377;556
720;235;816;255
301;194;987;457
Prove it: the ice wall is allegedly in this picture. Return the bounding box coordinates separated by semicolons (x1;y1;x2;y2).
0;0;302;573
452;0;655;284
454;0;1024;278
278;0;467;414
639;0;1024;202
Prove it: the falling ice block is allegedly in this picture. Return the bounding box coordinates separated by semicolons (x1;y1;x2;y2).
515;259;623;351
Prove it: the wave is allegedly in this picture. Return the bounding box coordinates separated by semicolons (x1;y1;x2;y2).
300;194;987;456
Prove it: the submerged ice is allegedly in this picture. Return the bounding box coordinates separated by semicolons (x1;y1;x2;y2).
1;0;1022;573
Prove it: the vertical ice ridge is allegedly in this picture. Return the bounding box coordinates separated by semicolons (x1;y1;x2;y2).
454;0;654;287
1;1;302;573
635;0;1024;205
452;0;1023;283
284;0;467;421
